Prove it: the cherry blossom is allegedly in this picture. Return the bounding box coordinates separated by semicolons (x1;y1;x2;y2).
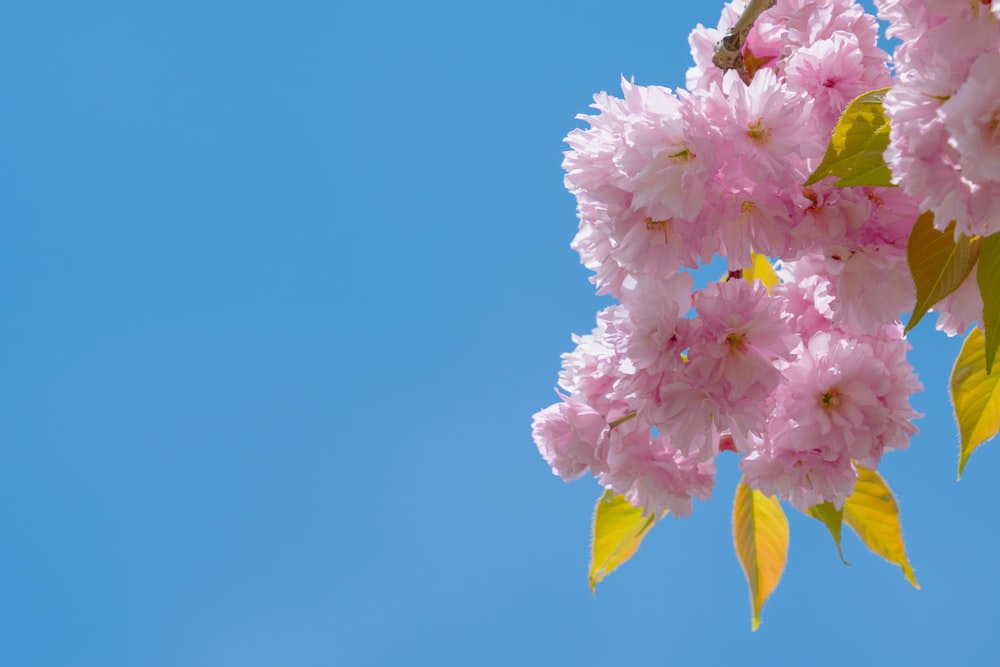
534;0;939;516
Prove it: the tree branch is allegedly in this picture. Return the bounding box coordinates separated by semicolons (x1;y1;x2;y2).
712;0;777;83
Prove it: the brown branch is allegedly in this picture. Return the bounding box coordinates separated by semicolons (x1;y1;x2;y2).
712;0;777;83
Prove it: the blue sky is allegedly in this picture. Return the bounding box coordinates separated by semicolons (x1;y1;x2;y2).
3;1;999;665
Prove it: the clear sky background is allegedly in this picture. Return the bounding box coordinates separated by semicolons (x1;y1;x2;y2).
3;1;999;665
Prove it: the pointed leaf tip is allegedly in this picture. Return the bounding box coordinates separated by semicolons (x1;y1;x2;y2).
806;502;849;566
951;327;1000;478
843;467;919;589
733;482;789;631
589;490;662;592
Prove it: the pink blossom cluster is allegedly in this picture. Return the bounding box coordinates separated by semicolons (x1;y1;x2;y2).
876;0;1000;239
533;0;929;516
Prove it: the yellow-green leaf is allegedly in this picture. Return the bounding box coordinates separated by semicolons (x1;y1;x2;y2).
806;502;849;565
976;232;1000;374
733;482;789;631
842;467;919;589
804;87;893;187
951;327;1000;478
589;489;662;592
905;211;982;334
744;253;779;293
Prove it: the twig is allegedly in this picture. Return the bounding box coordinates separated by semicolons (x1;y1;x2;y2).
712;0;777;83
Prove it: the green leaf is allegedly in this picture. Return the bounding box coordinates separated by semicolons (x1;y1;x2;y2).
744;253;779;293
589;489;662;592
951;327;1000;478
806;502;849;565
804;87;893;187
905;211;982;334
976;232;1000;374
733;482;789;631
842;467;919;589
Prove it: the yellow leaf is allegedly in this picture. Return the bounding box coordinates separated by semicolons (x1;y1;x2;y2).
804;87;893;187
733;482;788;631
744;253;779;293
951;327;1000;478
589;489;662;592
842;467;919;589
976;232;1000;374
905;211;982;334
806;501;849;565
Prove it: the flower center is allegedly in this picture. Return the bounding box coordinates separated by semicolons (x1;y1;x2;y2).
645;217;668;231
987;113;1000;145
669;147;693;162
819;388;842;409
747;118;771;145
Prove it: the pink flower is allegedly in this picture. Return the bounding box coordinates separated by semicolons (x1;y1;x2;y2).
616;273;693;375
689;280;797;394
864;325;923;465
602;423;716;517
743;441;858;510
569;204;630;297
931;265;983;336
702;69;822;184
603;209;706;286
713;187;795;270
825;243;915;334
943;53;1000;185
532;398;609;482
621;280;800;459
557;306;635;417
741;327;922;508
880;1;1000;237
789;185;873;253
781;0;881;48
647;376;725;461
873;0;939;42
774;255;837;335
618;82;715;224
786;187;919;333
563;80;721;292
777;332;891;463
784;31;892;129
538;0;931;518
883;103;969;233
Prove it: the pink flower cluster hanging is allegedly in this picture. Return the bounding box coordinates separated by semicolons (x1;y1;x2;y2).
533;0;1000;517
